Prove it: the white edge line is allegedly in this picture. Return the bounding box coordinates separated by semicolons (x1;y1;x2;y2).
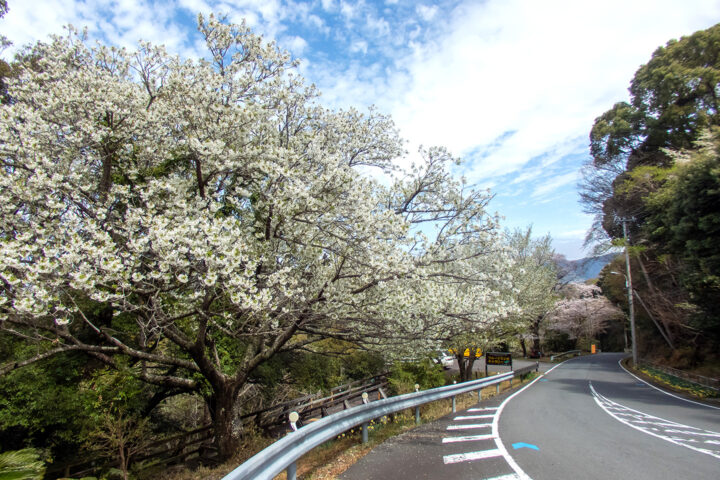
589;382;720;459
617;358;720;410
492;360;567;480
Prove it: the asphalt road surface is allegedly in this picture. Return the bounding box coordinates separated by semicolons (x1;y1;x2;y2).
341;353;720;480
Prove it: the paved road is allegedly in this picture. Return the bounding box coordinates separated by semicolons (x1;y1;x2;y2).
341;353;720;480
502;352;719;480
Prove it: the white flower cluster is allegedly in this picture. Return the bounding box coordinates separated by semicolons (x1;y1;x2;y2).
0;15;525;364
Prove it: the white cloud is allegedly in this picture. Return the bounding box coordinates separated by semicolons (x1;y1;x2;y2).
350;40;368;55
284;34;309;56
3;0;718;260
416;5;438;22
372;0;720;185
340;1;359;21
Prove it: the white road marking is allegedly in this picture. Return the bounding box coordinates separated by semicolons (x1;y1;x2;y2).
664;429;720;438
491;362;569;480
447;423;492;430
468;407;498;412
443;448;502;464
485;474;521;480
617;358;720;410
442;434;496;443
590;382;720;459
455;414;495;420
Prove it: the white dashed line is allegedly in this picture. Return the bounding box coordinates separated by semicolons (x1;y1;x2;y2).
468;407;498;412
485;474;522;480
443;448;502;464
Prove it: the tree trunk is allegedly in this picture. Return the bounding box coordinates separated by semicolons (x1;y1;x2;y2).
520;338;527;357
208;384;241;460
465;355;477;381
456;353;468;382
457;352;477;382
531;317;542;354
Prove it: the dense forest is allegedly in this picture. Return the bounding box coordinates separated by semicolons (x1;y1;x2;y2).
581;22;720;370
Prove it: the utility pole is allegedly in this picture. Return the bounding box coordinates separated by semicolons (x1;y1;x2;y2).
623;219;638;366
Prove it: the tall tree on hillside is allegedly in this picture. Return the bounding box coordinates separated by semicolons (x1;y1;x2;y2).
581;23;720;242
579;23;720;350
545;284;623;348
505;228;559;357
0;16;509;458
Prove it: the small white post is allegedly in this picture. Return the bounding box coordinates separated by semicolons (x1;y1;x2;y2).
288;411;299;432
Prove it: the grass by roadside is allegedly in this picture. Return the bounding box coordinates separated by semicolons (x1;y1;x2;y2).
622;357;720;402
153;373;538;480
275;373;538;480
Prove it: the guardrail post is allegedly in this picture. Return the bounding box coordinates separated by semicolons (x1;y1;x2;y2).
287;462;297;480
451;380;457;413
362;422;369;443
496;383;500;394
509;376;513;387
477;388;482;403
414;384;421;424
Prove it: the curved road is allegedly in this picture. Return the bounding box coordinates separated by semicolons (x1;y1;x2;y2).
502;352;719;479
341;353;719;479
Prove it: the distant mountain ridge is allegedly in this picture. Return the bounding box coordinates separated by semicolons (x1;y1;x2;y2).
556;252;618;282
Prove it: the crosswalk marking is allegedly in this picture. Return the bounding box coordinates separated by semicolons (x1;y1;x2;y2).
454;414;495;420
447;423;492;430
442;434;496;443
443;448;502;464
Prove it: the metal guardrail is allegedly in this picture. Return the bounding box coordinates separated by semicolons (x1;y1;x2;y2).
550;350;581;361
223;364;539;480
639;361;720;391
47;374;388;478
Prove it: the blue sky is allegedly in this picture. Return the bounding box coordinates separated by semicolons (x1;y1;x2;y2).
3;0;720;259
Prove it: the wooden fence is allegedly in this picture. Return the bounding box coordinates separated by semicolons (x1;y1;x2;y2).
47;373;388;478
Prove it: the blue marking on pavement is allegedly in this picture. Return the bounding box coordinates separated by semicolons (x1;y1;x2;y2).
539;379;548;382
512;442;539;451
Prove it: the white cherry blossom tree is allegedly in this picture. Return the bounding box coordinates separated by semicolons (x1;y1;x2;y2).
0;15;511;457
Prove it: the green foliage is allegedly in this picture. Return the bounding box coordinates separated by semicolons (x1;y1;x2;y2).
645;129;720;335
630;24;720;150
341;349;386;380
0;347;90;458
583;22;720;351
589;102;641;165
542;331;575;353
387;359;445;395
0;448;45;480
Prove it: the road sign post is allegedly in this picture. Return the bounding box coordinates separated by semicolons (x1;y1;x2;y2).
485;352;512;377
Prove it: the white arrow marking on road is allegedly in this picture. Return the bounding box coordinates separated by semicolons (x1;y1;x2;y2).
443;434;496;443
443;448;502;464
